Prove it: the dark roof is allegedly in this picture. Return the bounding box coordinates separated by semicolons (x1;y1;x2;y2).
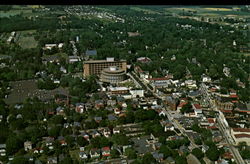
235;103;249;111
108;114;117;121
85;50;97;56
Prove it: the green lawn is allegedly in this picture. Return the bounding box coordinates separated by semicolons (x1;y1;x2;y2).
18;36;38;49
0;9;32;17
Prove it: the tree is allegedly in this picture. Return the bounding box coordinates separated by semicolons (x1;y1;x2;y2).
112;134;130;146
142;152;157;164
90;136;110;148
240;149;250;159
6;135;23;155
125;148;137;159
48;126;61;138
11;156;29;164
180;102;193;114
175;155;187;164
159;145;171;159
111;149;120;158
76;136;88;147
206;146;220;161
60;156;73;164
192;148;204;159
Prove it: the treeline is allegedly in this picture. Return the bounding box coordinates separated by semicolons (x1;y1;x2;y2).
0;16;60;32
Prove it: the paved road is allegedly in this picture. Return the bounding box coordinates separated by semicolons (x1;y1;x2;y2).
200;83;245;164
131;75;245;164
131;72;198;150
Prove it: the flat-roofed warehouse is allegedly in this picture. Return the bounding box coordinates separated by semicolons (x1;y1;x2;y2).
83;57;127;77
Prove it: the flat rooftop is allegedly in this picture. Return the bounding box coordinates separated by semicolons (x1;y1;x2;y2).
84;59;126;64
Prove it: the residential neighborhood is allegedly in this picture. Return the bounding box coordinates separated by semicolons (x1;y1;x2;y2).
0;5;250;164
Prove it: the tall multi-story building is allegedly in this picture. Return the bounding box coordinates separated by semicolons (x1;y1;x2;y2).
83;57;127;77
100;66;126;84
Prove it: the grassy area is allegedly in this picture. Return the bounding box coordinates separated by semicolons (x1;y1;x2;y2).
0;9;32;17
18;36;37;49
17;30;38;49
164;7;250;17
130;6;160;14
69;149;80;161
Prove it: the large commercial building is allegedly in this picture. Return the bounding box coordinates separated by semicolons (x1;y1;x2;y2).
100;66;126;84
83;57;127;77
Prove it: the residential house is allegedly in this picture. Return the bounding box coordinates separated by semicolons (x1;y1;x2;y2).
152;151;164;162
71;122;80;129
55;94;69;106
98;127;111;138
42;55;61;65
94;116;102;123
102;147;111;157
134;66;150;79
47;157;57;164
58;136;67;146
85;50;97;57
202;75;211;83
166;156;175;164
107;99;116;106
43;43;56;50
160;120;175;132
137;57;151;64
56;106;65;116
113;127;120;134
90;148;101;158
179;145;189;155
0;144;6;157
75;103;85;113
185;80;197;89
79;151;88;160
85;102;93;111
167;135;185;141
165;96;177;111
193;104;203;117
60;66;67;74
44;137;54;150
95;100;105;109
201;145;209;153
79;132;90;141
108;114;117;121
90;130;101;138
114;108;121;115
177;99;188;112
68;56;81;63
24;141;32;151
33;147;44;154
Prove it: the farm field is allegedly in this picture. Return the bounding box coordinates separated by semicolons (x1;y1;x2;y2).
163;6;250;17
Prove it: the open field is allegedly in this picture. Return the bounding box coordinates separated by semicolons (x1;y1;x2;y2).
0;9;32;17
203;8;233;11
130;6;160;14
18;36;37;49
16;30;38;49
163;6;250;17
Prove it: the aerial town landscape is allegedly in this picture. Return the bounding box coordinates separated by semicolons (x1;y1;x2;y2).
0;5;250;164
